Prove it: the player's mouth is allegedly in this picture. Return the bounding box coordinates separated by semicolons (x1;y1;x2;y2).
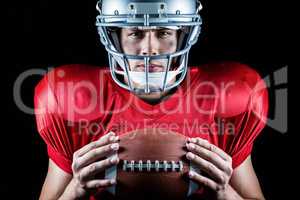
135;64;164;72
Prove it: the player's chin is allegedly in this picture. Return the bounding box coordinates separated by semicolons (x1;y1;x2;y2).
134;85;164;95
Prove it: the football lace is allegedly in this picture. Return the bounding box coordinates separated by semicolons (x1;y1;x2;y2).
122;160;184;172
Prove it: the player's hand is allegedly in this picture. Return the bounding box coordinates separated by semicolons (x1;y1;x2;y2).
68;132;120;199
186;137;233;200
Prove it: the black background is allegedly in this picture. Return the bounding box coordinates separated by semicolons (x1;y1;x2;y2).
4;0;290;199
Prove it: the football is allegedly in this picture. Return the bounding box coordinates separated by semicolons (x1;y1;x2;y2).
96;128;200;200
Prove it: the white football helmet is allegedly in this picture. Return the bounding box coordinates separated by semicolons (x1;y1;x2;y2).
96;0;203;94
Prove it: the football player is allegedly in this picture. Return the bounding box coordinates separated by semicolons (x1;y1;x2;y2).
35;0;268;199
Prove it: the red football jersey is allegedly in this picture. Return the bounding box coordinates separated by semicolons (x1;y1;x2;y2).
34;62;269;199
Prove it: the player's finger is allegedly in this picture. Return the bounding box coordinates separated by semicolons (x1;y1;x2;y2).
186;143;232;174
188;171;218;191
84;179;116;189
188;138;231;162
186;152;226;184
75;143;119;170
76;132;118;158
78;155;119;183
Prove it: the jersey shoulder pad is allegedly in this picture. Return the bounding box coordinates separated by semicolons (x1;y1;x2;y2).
203;62;267;118
35;64;111;122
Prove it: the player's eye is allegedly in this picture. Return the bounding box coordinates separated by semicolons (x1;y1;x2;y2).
157;30;173;39
128;31;144;39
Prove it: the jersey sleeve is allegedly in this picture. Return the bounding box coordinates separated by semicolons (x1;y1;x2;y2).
34;70;73;174
222;70;269;169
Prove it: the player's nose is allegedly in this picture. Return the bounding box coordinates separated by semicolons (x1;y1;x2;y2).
140;32;159;56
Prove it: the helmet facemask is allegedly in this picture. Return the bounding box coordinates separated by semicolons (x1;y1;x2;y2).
96;0;202;94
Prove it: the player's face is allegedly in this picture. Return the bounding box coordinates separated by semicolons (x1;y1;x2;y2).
120;27;178;72
120;27;178;101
